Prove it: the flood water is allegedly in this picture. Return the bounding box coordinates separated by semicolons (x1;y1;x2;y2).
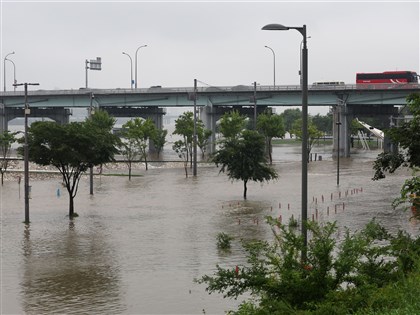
1;144;418;314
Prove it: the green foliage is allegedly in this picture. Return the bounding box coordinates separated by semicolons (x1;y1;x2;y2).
216;232;234;250
288;216;298;228
218;110;248;140
197;127;212;159
173;139;189;177
173;111;211;167
120;118;157;172
0;130;17;185
212;130;278;199
256;109;285;164
391;176;420;217
372;93;420;215
152;128;168;158
198;219;420;314
281;108;301;133
311;112;333;135
290;118;323;160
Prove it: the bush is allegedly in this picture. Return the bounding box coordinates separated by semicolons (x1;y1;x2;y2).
198;218;420;314
216;232;234;250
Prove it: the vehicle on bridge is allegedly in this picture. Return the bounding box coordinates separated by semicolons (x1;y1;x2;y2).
312;81;345;87
356;71;418;84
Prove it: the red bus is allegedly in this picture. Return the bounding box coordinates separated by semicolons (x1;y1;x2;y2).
356;71;418;84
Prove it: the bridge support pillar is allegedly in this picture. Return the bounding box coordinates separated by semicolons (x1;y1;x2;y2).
0;106;71;133
201;105;217;154
0;103;7;132
332;103;350;158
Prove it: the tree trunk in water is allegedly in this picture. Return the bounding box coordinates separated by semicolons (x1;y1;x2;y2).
128;165;132;181
243;180;248;199
145;156;148;171
1;172;3;186
69;196;74;217
184;162;188;178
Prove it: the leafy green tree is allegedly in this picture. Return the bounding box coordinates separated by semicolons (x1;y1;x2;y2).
256;109;285;164
152;128;167;158
173;140;189;178
173;112;194;168
218;110;247;140
373;93;420;215
280;108;301;134
0;130;17;185
121;118;156;172
312;112;333;135
213;130;277;199
119;132;141;181
291;118;324;162
173;111;211;166
21;110;119;217
197;124;212;159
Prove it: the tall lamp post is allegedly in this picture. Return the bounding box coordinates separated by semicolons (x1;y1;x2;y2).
336;119;342;186
5;57;17;92
262;23;309;259
13;82;40;224
264;45;276;88
193;79;197;176
3;51;15;92
135;44;147;89
122;52;134;89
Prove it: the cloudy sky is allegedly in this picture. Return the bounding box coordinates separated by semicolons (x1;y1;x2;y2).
1;0;419;92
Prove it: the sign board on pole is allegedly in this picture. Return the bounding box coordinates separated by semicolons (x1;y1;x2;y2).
89;57;102;70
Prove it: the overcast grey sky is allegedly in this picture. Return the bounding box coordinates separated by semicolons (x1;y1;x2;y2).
1;0;419;92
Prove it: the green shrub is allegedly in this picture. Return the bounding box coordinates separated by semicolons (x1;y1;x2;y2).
216;232;234;250
198;218;420;314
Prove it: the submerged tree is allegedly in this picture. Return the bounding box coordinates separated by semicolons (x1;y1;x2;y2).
120;118;157;173
21;110;120;217
0;130;17;185
173;111;211;168
280;108;301;134
173;112;194;168
152;128;168;158
173;140;189;178
213;130;277;199
291;117;323;162
256;109;285;164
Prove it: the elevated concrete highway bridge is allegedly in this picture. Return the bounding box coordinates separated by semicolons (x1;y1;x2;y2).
1;83;419;156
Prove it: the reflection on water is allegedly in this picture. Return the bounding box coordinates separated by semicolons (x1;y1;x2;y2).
1;145;419;314
20;219;124;314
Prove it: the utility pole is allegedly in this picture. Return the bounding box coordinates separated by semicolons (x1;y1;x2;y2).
193;79;198;176
14;82;40;224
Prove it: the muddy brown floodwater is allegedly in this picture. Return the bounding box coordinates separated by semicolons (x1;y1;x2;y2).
1;144;418;314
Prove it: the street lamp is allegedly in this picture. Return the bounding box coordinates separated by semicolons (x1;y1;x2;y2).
264;45;276;88
262;23;309;259
300;36;311;86
135;44;147;89
3;51;15;92
122;52;134;89
13;82;40;224
5;57;17;92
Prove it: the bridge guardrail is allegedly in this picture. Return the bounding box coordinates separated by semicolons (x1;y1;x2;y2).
1;83;419;97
